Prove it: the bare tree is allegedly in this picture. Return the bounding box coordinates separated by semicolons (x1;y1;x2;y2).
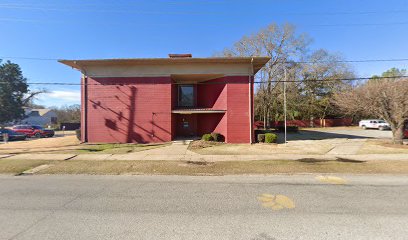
23;88;49;106
298;49;354;124
218;23;355;128
217;23;310;128
334;78;408;144
50;104;81;124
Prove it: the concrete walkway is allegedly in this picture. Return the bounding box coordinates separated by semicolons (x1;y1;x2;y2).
326;139;366;155
2;152;408;162
104;143;198;161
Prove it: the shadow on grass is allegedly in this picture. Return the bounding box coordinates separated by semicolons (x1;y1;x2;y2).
297;157;366;164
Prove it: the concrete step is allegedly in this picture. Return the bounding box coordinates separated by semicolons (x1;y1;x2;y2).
172;139;194;145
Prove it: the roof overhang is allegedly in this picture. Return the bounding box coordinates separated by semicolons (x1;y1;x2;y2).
58;57;270;77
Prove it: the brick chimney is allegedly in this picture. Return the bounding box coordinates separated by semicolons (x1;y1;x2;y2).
168;53;192;58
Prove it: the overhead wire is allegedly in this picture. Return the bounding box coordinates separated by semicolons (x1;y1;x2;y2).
0;75;407;86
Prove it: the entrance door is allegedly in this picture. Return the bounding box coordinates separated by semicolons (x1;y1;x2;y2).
176;114;197;137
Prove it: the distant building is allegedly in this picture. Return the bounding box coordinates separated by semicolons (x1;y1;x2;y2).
17;108;58;126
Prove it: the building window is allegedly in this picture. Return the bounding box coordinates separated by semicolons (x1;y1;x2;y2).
178;85;194;107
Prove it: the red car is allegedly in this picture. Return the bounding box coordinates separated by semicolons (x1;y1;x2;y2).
404;121;408;139
12;125;55;138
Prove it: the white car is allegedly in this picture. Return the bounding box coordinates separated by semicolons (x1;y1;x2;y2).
359;119;390;130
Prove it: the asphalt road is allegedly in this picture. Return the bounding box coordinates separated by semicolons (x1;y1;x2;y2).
1;174;408;240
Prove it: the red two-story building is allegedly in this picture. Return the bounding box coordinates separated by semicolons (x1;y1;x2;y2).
60;54;269;144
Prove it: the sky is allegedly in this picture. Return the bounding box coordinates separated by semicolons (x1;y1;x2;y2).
0;0;407;107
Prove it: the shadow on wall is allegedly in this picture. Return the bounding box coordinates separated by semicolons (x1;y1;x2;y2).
90;85;168;143
197;113;225;137
197;79;226;108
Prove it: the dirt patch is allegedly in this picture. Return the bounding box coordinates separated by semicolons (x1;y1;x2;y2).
188;140;224;150
297;158;330;163
185;160;214;166
336;157;366;163
297;157;365;164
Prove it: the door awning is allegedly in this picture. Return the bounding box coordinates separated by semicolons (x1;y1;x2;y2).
172;108;226;114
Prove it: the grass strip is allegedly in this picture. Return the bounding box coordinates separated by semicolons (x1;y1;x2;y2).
0;159;55;174
36;159;408;175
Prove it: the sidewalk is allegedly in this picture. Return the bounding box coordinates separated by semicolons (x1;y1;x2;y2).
2;143;408;162
2;138;408;162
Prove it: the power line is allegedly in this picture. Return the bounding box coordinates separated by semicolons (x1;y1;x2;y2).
286;58;408;64
1;16;408;28
307;21;408;27
0;75;406;86
0;56;59;61
0;3;407;16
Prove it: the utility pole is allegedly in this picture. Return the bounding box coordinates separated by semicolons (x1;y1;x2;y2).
283;68;287;145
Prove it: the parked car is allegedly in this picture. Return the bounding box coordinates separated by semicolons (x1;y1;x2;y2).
358;119;390;130
405;121;408;139
0;129;27;141
11;125;55;138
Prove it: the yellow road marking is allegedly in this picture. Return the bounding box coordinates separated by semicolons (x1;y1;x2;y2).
316;175;347;185
257;193;295;210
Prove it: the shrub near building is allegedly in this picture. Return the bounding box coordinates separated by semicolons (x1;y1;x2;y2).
202;133;225;142
265;133;277;143
210;132;224;142
202;134;213;141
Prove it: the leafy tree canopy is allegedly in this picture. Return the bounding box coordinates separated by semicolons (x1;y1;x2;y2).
0;60;29;124
372;67;407;78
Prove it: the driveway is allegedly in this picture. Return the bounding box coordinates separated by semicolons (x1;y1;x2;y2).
1;174;407;240
194;127;407;156
280;127;393;142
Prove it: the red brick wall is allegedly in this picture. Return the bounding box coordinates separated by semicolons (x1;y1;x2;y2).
197;78;227;109
84;77;172;143
81;77;86;142
226;76;252;143
196;113;227;137
82;75;253;144
195;77;228;139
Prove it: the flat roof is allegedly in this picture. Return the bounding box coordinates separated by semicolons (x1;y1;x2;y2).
58;57;270;74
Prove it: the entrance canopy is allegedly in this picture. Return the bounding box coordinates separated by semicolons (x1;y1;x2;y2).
172;108;226;114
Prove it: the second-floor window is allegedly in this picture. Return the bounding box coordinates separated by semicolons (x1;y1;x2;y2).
178;85;194;107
